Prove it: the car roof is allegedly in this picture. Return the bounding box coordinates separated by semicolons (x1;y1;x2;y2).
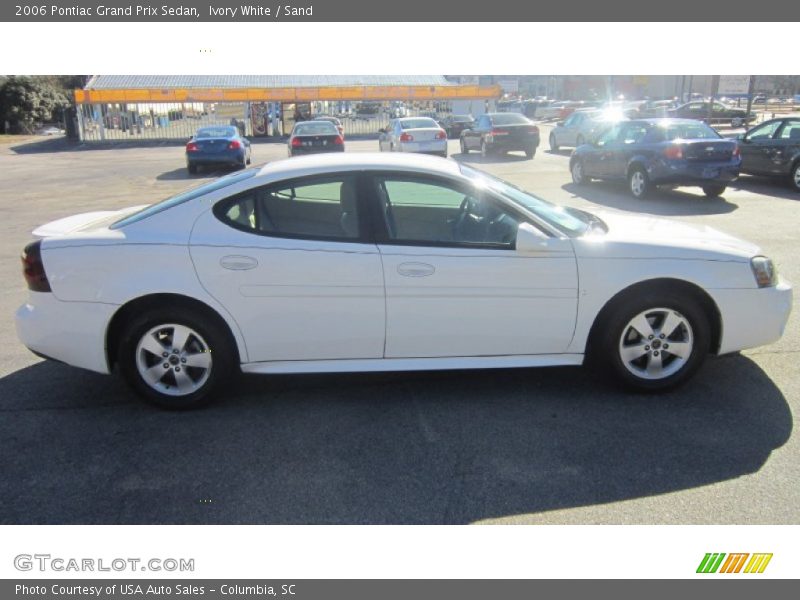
256;152;462;180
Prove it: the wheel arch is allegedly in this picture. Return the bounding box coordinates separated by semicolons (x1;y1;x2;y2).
585;278;722;358
626;157;650;178
106;293;243;371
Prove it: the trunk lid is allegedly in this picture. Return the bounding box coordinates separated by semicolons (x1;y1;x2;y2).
32;206;149;237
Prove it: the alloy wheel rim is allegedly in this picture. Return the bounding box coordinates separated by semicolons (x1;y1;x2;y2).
135;323;212;396
618;308;693;380
794;166;800;188
631;171;645;196
572;161;583;183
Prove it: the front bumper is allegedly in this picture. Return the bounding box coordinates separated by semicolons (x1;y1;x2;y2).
15;292;116;375
711;280;793;355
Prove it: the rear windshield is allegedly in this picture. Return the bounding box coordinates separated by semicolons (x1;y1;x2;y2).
452;115;474;122
659;122;720;141
491;113;530;125
294;122;339;135
111;170;257;229
314;117;341;125
196;127;237;139
400;118;439;129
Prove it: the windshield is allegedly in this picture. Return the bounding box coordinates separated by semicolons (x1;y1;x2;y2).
459;164;593;237
400;118;439;129
196;127;237;139
111;170;257;229
491;113;530;126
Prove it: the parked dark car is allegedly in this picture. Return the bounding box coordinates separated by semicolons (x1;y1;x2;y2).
185;126;251;174
737;117;800;192
288;121;345;156
460;113;540;159
668;101;755;127
440;114;475;139
569;119;741;198
635;99;679;118
313;115;345;137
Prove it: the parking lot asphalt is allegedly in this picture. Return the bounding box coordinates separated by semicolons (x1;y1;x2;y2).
0;131;798;524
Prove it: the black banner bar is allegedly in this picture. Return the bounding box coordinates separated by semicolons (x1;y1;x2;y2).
3;0;799;22
3;580;799;600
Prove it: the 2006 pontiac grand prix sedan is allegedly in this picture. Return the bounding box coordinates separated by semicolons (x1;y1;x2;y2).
16;153;792;408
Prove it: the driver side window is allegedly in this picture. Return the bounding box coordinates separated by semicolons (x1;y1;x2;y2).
377;178;520;247
746;120;781;141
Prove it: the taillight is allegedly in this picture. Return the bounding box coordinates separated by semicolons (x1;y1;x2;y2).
435;129;447;140
333;135;344;145
663;145;683;160
21;240;51;292
291;137;303;147
186;142;199;152
490;128;509;136
399;132;414;142
228;140;242;150
732;145;741;158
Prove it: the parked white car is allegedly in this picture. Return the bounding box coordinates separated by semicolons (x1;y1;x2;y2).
16;154;792;408
378;117;448;157
549;109;627;151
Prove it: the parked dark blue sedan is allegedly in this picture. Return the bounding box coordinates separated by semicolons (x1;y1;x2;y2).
569;119;741;198
186;126;252;174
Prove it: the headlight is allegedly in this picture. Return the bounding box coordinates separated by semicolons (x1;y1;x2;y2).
751;256;778;288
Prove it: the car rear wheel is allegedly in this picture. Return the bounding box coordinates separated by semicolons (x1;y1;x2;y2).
628;167;651;199
598;293;710;392
460;138;469;154
549;133;559;152
118;308;234;409
525;146;536;159
791;162;800;192
571;159;587;185
187;163;198;175
731;117;743;128
702;184;726;197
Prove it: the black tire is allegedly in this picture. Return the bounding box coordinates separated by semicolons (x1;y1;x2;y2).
480;139;490;158
118;307;235;409
702;184;726;197
440;150;448;158
628;166;651;199
187;163;198;175
246;151;252;165
790;161;800;192
594;290;710;392
571;158;587;185
525;146;536;159
549;133;559;152
460;138;469;154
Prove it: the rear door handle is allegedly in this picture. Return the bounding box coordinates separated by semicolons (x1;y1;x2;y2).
220;255;258;270
397;262;435;277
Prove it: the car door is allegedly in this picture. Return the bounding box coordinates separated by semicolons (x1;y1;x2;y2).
583;123;623;178
739;120;782;174
557;112;580;146
367;173;578;358
607;122;650;178
189;174;386;363
769;119;800;175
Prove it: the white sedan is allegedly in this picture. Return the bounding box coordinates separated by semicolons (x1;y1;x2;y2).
378;117;448;157
16;153;792;408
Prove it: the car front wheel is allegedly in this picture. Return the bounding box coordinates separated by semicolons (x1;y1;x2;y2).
571;159;587;184
599;293;710;392
702;184;726;197
791;161;800;192
460;138;469;154
118;308;234;409
549;133;559;152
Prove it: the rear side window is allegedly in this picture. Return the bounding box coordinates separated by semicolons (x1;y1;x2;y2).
215;175;361;241
112;170;257;229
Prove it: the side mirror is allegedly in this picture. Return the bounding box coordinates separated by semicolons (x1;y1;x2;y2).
515;223;548;253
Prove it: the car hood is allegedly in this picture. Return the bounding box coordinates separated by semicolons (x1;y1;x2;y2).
32;205;149;237
578;209;760;261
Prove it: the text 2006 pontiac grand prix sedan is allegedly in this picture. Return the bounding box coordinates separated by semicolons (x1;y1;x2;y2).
16;154;792;408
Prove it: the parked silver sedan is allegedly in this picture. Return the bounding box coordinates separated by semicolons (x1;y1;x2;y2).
549;109;628;151
378;117;448;157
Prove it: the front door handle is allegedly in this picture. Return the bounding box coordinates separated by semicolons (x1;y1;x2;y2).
220;255;258;270
397;262;435;277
